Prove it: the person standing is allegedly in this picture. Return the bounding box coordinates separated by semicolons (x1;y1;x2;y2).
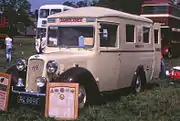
35;33;46;54
5;35;13;62
159;55;166;78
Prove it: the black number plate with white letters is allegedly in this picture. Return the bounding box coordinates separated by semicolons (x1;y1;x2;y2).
17;95;41;105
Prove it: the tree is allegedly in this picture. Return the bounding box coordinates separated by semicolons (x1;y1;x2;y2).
63;1;77;8
34;9;38;20
0;0;33;36
92;0;142;15
63;0;89;8
77;1;87;7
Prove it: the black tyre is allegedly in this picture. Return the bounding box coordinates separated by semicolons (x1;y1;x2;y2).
77;74;103;108
167;50;172;59
78;82;103;109
131;70;146;93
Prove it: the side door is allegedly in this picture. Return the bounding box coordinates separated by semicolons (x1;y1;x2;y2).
152;23;161;78
96;22;120;92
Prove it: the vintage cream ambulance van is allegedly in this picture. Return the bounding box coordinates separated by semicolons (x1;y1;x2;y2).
7;6;161;108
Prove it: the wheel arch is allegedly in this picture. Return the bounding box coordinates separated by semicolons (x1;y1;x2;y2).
5;64;27;86
54;67;101;104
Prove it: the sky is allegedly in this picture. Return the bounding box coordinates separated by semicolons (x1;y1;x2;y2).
28;0;84;11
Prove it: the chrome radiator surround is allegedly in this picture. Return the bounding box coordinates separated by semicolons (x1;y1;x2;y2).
26;59;45;92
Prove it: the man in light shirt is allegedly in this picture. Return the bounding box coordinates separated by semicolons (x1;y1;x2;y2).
35;33;46;54
5;35;13;62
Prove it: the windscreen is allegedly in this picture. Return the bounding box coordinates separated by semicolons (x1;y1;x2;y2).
47;26;94;48
40;9;49;18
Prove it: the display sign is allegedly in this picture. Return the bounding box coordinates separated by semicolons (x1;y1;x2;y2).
84;37;93;46
59;18;83;23
0;73;11;111
45;82;79;120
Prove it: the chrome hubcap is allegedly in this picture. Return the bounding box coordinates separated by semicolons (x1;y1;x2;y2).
168;52;172;58
78;85;86;108
135;76;141;93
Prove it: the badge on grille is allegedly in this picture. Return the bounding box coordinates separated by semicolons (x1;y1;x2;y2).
32;65;39;71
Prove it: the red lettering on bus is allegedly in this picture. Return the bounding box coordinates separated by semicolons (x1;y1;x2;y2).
59;18;83;23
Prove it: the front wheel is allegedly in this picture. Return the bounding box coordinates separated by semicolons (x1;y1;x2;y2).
78;85;87;108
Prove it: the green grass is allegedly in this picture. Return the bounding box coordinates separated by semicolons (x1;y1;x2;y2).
0;37;35;72
0;37;180;121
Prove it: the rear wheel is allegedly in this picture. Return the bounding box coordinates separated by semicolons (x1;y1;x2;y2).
132;70;146;93
134;74;142;93
167;51;172;59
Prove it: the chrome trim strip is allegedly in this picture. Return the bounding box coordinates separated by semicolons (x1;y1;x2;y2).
12;88;46;96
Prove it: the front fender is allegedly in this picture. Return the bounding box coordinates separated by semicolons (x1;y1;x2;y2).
54;67;101;104
55;67;98;87
6;65;27;86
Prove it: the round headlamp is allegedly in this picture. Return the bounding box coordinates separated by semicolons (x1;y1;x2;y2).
46;60;58;74
16;58;27;71
36;77;47;87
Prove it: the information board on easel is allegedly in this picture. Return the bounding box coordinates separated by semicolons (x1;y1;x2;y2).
0;73;11;111
45;82;79;120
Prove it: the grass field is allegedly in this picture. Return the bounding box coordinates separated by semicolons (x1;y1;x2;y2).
0;37;180;121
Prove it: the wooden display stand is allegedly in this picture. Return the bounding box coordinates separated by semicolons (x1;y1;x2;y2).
45;82;79;120
0;73;11;111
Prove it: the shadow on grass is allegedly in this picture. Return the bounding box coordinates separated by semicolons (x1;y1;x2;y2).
99;80;165;105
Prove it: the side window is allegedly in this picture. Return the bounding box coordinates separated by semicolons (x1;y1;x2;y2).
154;29;158;44
100;24;118;47
126;24;135;42
143;27;150;43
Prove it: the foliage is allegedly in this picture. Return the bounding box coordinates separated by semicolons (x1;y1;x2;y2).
0;0;33;36
63;0;89;8
62;0;142;14
92;0;142;14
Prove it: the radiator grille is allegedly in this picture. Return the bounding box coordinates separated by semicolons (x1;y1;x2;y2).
26;59;44;92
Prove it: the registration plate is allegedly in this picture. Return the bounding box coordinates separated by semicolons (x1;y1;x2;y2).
17;95;40;105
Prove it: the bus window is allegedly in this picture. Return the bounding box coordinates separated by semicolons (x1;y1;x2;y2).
48;27;58;46
143;27;150;43
40;9;49;18
64;8;69;11
142;6;168;14
154;29;158;44
50;9;62;15
100;24;118;47
126;24;135;42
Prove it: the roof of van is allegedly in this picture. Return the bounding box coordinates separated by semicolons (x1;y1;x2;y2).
48;6;153;23
40;4;75;9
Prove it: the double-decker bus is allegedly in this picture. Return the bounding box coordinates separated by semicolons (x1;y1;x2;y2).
0;14;8;49
141;0;180;58
36;4;74;38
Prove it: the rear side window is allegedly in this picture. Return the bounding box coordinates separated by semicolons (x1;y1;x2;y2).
100;24;118;47
143;27;150;43
126;24;135;42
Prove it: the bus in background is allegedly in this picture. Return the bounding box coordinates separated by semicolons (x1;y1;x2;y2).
141;0;180;58
0;14;8;49
36;4;74;38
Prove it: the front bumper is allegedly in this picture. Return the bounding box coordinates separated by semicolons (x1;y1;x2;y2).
10;87;46;107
